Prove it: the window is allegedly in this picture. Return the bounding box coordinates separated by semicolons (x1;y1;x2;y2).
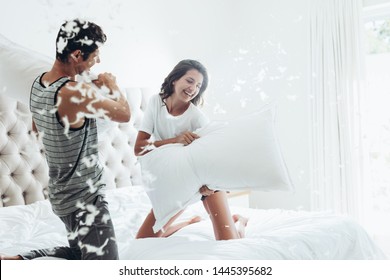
363;5;390;254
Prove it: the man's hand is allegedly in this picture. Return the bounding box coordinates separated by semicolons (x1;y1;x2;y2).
92;73;117;91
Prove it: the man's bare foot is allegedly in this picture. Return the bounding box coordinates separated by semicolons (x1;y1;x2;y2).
232;214;248;238
0;254;23;260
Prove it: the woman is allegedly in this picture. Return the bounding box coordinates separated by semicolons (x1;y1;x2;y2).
134;59;247;240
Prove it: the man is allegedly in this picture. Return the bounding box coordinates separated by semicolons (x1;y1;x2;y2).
1;19;130;260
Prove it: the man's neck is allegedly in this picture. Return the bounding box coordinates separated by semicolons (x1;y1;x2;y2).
48;60;77;81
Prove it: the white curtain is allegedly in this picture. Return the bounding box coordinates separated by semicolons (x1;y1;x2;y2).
309;0;368;221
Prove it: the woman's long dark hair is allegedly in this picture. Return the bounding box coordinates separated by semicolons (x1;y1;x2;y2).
159;59;208;106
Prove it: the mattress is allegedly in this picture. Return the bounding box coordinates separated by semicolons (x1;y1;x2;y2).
0;186;386;260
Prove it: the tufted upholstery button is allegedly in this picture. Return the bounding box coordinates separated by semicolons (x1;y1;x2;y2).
31;170;35;174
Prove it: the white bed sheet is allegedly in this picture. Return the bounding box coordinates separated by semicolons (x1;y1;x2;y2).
0;186;386;260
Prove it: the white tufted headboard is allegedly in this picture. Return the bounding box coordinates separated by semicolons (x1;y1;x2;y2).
0;94;48;206
0;87;153;207
98;87;153;190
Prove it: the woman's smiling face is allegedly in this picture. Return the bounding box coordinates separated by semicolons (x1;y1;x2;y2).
172;69;204;102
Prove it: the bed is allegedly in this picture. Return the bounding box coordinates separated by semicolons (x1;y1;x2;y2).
0;184;385;260
0;34;387;260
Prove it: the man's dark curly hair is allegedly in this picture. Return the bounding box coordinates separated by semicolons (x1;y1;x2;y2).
55;19;107;63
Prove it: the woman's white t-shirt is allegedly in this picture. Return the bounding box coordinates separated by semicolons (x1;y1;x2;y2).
139;94;209;140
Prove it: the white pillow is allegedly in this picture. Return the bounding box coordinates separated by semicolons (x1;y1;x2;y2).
139;104;293;232
0;34;52;105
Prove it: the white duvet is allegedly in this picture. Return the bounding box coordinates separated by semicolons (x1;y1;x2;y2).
0;186;386;260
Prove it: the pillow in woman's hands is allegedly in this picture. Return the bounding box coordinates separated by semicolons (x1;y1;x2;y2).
139;105;293;232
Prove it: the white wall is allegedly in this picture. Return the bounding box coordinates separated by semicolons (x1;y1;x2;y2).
363;0;390;6
0;0;311;210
